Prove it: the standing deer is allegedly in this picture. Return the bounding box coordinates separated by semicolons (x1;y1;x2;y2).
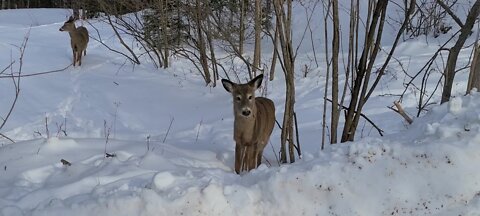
221;74;275;174
59;16;89;66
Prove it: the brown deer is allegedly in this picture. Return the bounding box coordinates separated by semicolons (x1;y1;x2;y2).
59;16;89;66
221;74;275;174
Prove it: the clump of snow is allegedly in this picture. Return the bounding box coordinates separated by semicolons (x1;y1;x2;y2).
448;97;463;114
153;172;176;191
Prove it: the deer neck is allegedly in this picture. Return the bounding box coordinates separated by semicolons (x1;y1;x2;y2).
234;110;257;144
67;28;80;38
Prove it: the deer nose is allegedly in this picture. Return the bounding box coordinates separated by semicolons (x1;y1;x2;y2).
242;110;251;116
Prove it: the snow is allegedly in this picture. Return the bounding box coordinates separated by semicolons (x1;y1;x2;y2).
0;5;480;216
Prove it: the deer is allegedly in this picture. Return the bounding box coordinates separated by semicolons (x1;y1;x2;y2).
221;74;275;174
59;16;89;67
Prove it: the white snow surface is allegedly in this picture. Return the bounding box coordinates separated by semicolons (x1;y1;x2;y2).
1;5;480;216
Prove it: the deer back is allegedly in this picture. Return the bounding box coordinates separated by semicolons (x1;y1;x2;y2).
252;97;275;148
75;26;89;50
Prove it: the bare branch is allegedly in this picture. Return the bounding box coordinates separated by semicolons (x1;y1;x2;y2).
0;64;71;79
436;0;464;28
326;97;384;137
0;30;30;143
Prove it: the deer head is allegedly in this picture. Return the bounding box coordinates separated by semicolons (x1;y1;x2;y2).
59;16;76;32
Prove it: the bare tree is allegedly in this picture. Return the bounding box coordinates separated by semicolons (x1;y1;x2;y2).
330;0;339;144
273;0;296;163
321;0;331;150
341;0;415;142
467;43;480;93
441;0;480;103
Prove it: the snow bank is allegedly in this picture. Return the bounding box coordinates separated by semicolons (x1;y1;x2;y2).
0;93;478;215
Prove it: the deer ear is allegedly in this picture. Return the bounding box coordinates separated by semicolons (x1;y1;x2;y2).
249;74;264;90
68;16;75;22
221;79;235;93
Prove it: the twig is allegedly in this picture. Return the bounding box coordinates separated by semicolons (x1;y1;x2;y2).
269;140;280;166
0;133;14;143
146;135;151;151
162;117;175;143
275;118;282;129
293;112;302;159
44;116;50;139
325;97;384;136
263;156;272;167
103;120;112;157
195;118;203;144
0;60;15;75
86;20;140;64
105;16;141;64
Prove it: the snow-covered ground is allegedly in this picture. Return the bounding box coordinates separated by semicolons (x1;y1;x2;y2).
0;5;479;216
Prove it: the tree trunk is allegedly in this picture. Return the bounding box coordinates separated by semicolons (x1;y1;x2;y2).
205;4;219;87
161;0;169;68
195;0;211;85
253;0;262;77
269;25;279;81
274;0;296;163
239;0;246;57
321;0;331;149
467;43;480;93
331;0;340;144
441;0;480;103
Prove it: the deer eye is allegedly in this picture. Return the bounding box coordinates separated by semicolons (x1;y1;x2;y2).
248;95;253;100
236;96;241;101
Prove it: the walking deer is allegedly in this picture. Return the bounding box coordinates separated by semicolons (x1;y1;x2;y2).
59;16;89;66
221;74;275;174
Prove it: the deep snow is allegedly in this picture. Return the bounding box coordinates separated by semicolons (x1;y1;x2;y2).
0;4;480;216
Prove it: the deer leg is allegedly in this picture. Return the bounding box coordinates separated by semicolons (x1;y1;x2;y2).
84;49;87;56
78;51;82;66
244;145;257;171
72;50;76;66
235;144;244;174
242;146;250;172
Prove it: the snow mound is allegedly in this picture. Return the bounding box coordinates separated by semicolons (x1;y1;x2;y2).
0;94;479;215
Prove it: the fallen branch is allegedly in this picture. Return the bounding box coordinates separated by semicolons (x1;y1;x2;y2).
0;133;14;143
389;101;413;124
0;63;72;78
